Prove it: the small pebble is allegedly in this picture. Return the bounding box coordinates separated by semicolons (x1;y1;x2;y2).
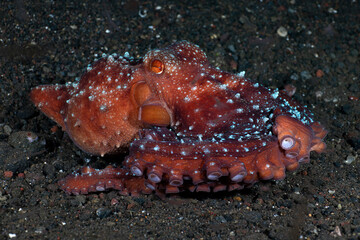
227;44;236;53
315;91;323;98
290;73;299;81
345;132;360;150
43;164;56;177
111;198;119;205
75;195;87;205
106;221;116;227
316;69;324;78
8;131;37;147
8;131;44;152
78;211;92;221
4;171;13;178
344;155;357;165
300;70;312;80
35;226;46;234
216;215;227;223
42;66;51;73
315;195;325;204
9;233;16;238
233;196;242;201
244;211;262;223
328;189;336;194
328;8;338;14
330;226;342;237
277;26;288;37
0;192;7;201
284;84;296;97
18;173;25;178
3;125;12;135
96;208;112;219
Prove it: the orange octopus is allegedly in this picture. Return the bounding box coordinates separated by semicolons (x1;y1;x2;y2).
30;41;327;195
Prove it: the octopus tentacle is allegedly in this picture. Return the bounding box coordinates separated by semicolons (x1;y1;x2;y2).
30;85;70;129
124;123;316;189
58;165;152;196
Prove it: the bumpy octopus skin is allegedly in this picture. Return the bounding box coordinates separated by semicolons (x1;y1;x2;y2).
30;41;327;195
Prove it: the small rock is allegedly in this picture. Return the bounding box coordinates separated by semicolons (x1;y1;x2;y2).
290;73;299;81
269;226;292;240
42;66;51;73
315;91;323;98
70;198;81;207
17;173;25;178
67;72;76;77
4;150;30;173
25;172;45;185
233;196;242;201
341;104;353;115
215;215;227;223
0;194;7;201
284;84;296;97
328;8;338;14
323;24;337;37
133;197;146;206
96;208;112;219
344;155;357;165
152;18;161;27
8;131;46;153
106;221;116;227
43;164;56;177
111;198;119;205
277;26;288;37
4;171;13;178
330;226;342;237
300;70;312;80
336;61;345;69
350;49;358;57
8;131;38;148
316;69;324;78
244;211;262;223
345;132;360;150
79;211;92;221
239;15;257;31
328;189;336;194
3;125;12;135
46;183;58;192
314;195;325;204
75;195;87;205
35;226;46;234
8;233;17;239
227;44;236;53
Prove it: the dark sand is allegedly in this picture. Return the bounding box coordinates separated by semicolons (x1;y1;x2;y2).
0;1;359;239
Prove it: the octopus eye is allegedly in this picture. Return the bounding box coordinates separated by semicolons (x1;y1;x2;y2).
150;59;164;74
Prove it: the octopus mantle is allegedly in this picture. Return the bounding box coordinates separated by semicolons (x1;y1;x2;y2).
30;41;327;195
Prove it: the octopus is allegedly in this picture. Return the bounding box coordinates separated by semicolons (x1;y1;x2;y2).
30;41;327;196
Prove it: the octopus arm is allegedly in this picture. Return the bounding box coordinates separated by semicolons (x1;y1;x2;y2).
123;114;326;194
30;85;70;129
58;165;152;196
